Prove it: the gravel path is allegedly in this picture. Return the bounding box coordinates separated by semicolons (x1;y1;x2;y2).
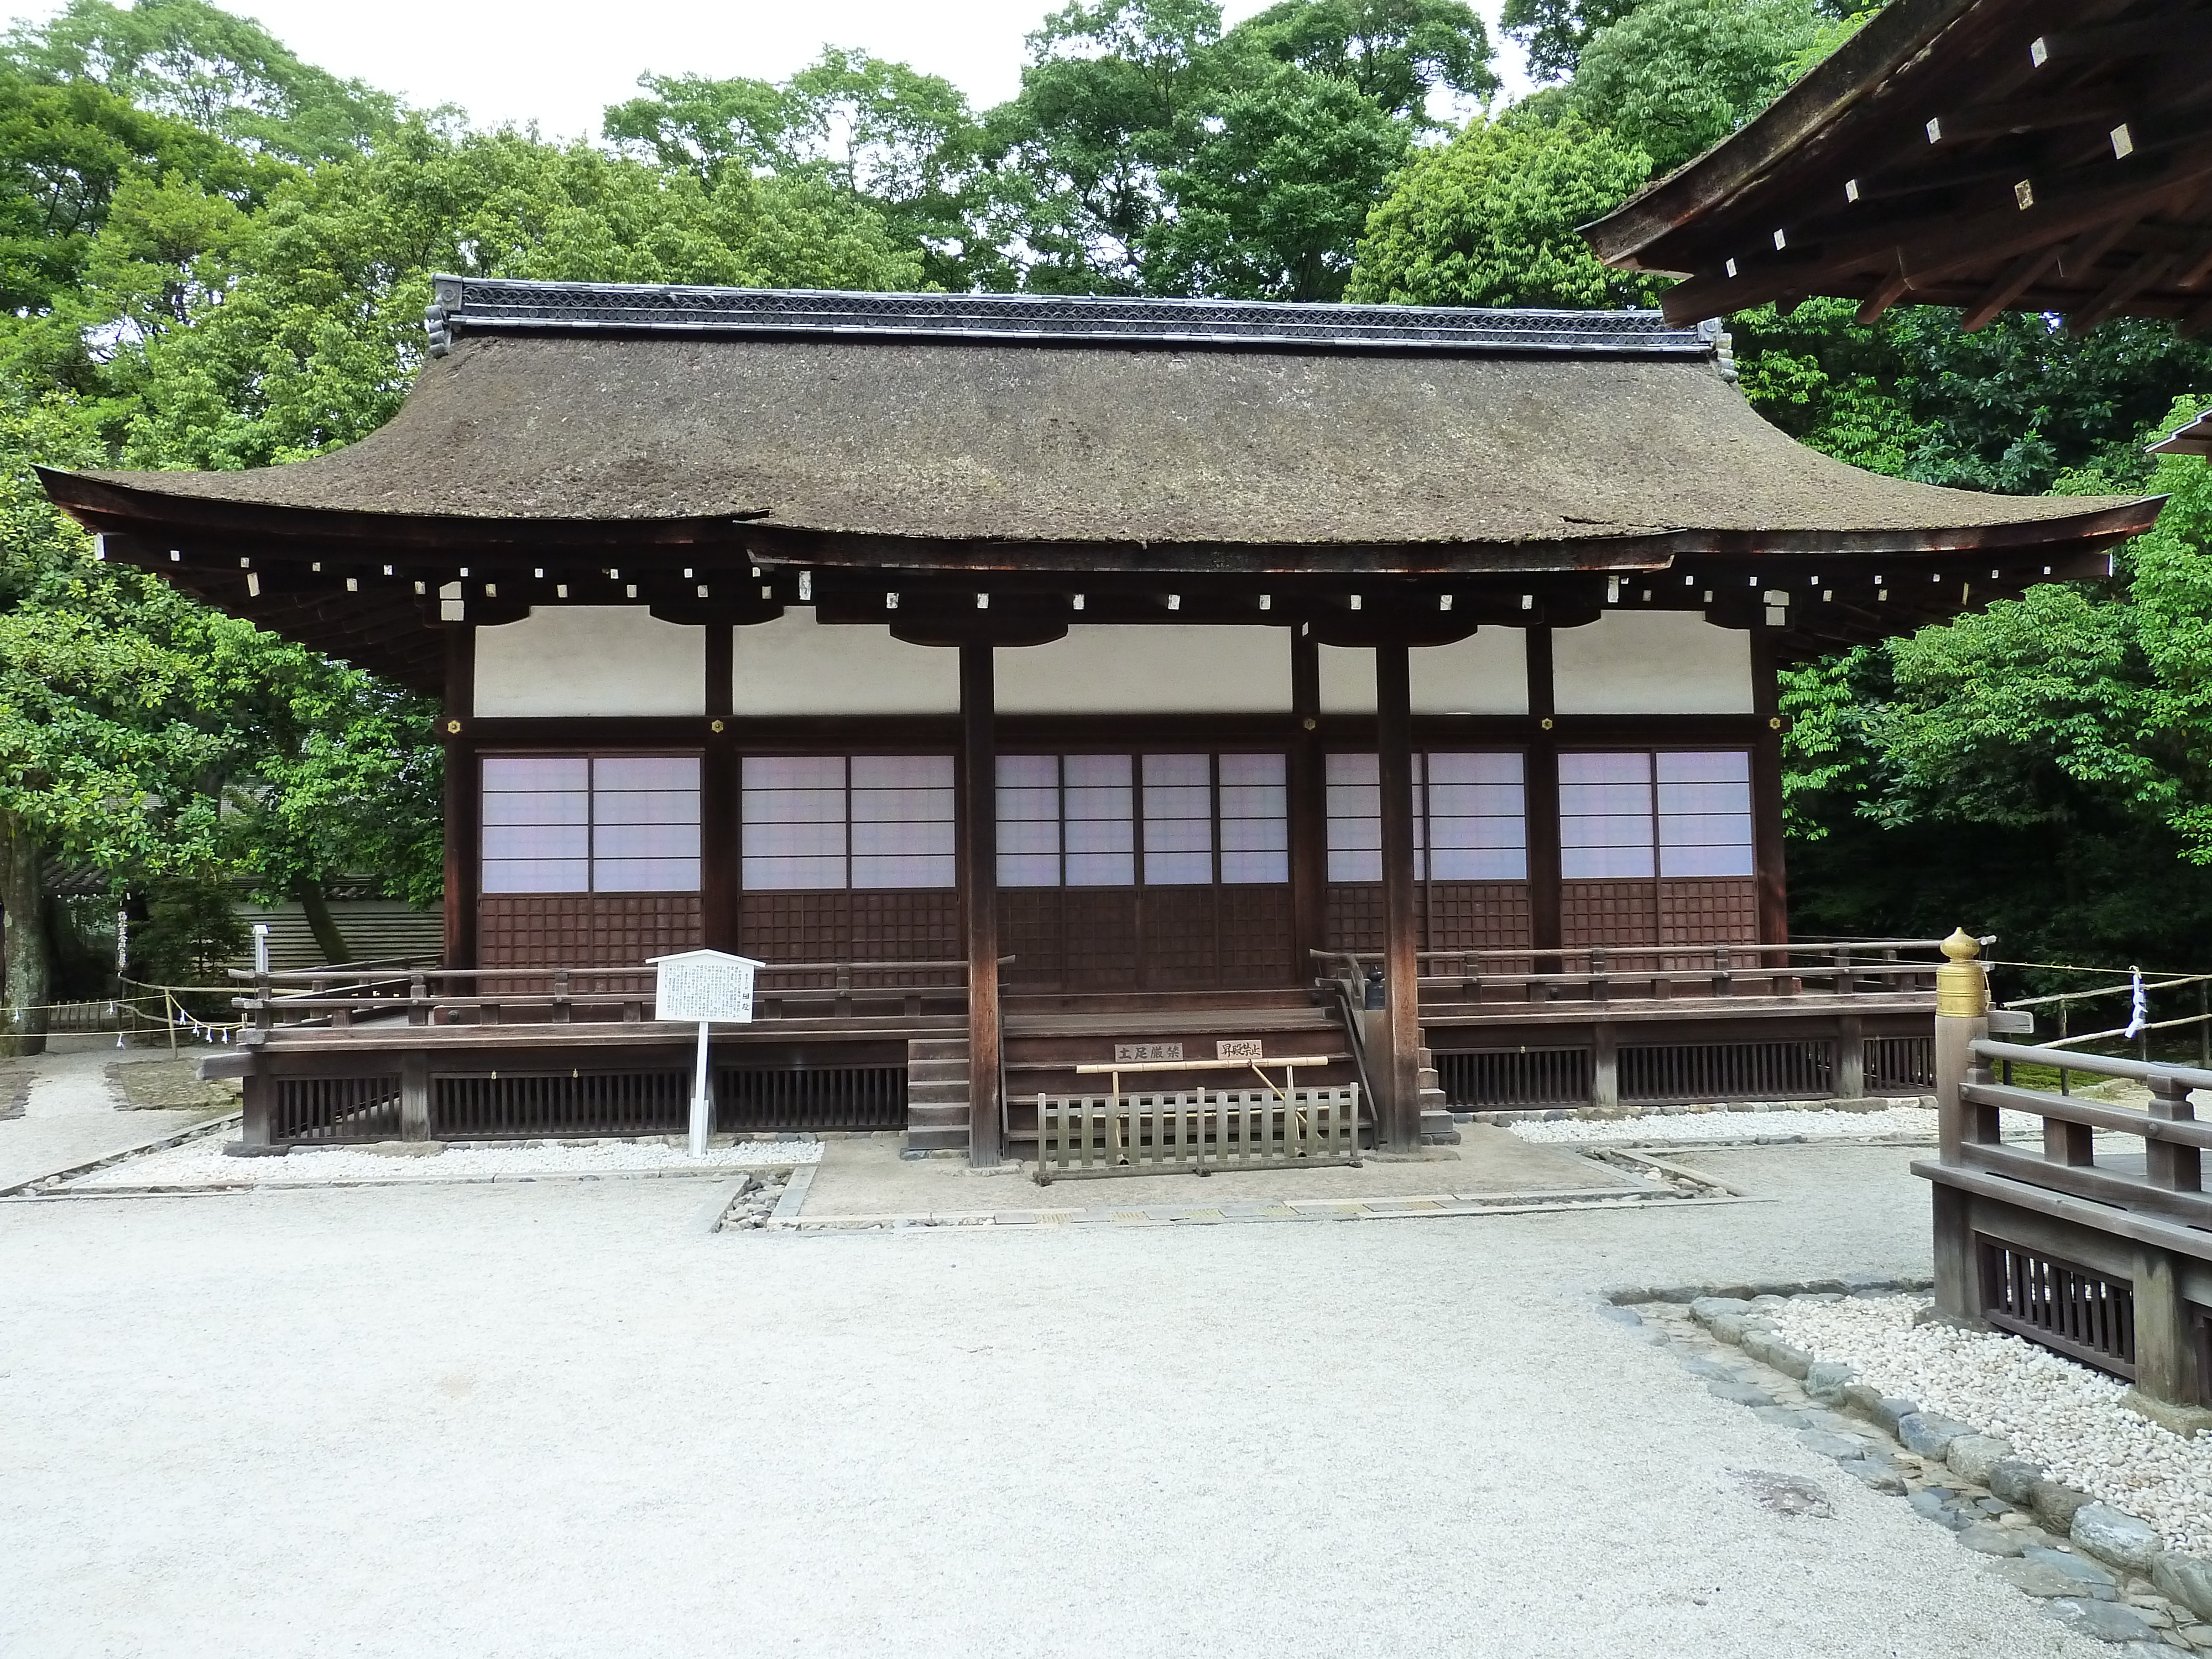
1509;1104;2044;1144
65;1134;823;1189
0;1048;227;1191
0;1140;2112;1659
1773;1295;2212;1555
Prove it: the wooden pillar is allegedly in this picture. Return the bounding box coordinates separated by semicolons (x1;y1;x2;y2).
1836;1013;1866;1099
238;1059;272;1149
399;1051;431;1141
1524;627;1562;957
1749;630;1790;947
960;643;1003;1167
1375;641;1422;1151
702;624;738;952
441;624;477;971
1590;1022;1619;1111
1289;628;1326;978
2132;1242;2205;1409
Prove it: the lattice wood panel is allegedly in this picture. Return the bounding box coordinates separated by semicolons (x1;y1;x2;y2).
1001;889;1067;988
1326;882;1386;953
1562;881;1660;948
848;889;960;974
479;895;593;968
1142;888;1220;990
480;895;700;968
1061;888;1141;990
593;894;702;963
1658;878;1759;946
1427;881;1532;952
738;890;853;963
1218;885;1295;987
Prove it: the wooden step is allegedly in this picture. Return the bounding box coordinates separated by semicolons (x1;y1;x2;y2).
906;1035;969;1155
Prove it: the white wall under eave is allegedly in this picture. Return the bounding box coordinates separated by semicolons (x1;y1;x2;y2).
1551;611;1756;714
996;625;1290;714
1318;630;1528;715
733;611;960;715
473;606;706;718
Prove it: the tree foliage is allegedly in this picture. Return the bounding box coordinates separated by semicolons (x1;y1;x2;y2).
1346;109;1653;306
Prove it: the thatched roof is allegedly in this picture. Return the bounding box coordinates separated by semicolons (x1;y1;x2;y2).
39;281;2163;689
51;279;2138;554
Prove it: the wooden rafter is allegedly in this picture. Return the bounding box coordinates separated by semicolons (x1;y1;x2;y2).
1595;0;2212;333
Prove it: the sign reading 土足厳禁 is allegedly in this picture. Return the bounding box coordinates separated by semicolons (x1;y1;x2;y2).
651;950;765;1025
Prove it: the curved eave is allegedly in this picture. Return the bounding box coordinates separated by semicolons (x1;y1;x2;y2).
1582;0;1974;269
38;466;2164;573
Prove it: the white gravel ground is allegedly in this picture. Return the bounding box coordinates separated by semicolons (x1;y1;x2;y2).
0;1141;2115;1659
1509;1105;2044;1144
1772;1294;2212;1554
64;1134;823;1188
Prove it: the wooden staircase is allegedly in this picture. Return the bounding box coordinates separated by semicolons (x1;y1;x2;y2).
905;1036;973;1153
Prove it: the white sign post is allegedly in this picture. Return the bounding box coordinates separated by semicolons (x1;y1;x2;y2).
650;950;764;1156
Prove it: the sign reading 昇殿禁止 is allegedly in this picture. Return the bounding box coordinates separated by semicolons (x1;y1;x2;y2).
650;949;765;1024
1216;1039;1264;1061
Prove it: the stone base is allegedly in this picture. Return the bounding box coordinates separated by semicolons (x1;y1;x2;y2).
2121;1387;2212;1438
221;1141;290;1158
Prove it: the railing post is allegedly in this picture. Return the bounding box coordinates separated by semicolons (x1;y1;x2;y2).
553;968;571;1025
1932;927;1990;1324
2199;979;2209;1070
407;973;429;1027
2135;1072;2211;1422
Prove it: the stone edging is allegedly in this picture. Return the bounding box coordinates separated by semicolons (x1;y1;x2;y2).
1609;1285;2212;1653
0;1111;241;1199
1464;1095;1932;1126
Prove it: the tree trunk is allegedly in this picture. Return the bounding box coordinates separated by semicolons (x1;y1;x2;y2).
1;811;51;1057
294;878;352;966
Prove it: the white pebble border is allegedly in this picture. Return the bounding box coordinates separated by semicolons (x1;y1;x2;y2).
1507;1105;2044;1144
1771;1294;2212;1557
64;1136;823;1189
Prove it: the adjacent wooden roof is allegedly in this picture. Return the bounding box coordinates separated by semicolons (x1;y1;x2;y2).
1583;0;2212;332
39;280;2163;690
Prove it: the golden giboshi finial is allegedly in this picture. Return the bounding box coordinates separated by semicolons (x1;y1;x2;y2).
1936;927;1989;1016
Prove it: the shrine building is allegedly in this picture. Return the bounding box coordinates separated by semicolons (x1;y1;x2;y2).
39;280;2161;1164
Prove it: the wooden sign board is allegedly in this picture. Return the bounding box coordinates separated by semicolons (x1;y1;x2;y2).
1114;1042;1182;1063
1216;1039;1264;1061
1987;1009;2034;1036
651;949;765;1025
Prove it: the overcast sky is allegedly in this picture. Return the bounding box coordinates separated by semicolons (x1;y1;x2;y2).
5;0;1533;139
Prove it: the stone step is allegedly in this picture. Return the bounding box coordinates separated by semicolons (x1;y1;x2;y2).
907;1040;971;1061
905;1124;969;1152
907;1061;971;1084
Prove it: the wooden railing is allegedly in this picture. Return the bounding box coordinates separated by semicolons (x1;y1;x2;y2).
1923;978;2212;1410
1318;937;1959;1008
226;959;1000;1031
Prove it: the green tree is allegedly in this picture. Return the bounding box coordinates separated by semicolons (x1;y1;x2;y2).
1499;0;1646;82
1346;109;1655;306
6;0;398;161
1230;0;1498;116
1569;0;1847;176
